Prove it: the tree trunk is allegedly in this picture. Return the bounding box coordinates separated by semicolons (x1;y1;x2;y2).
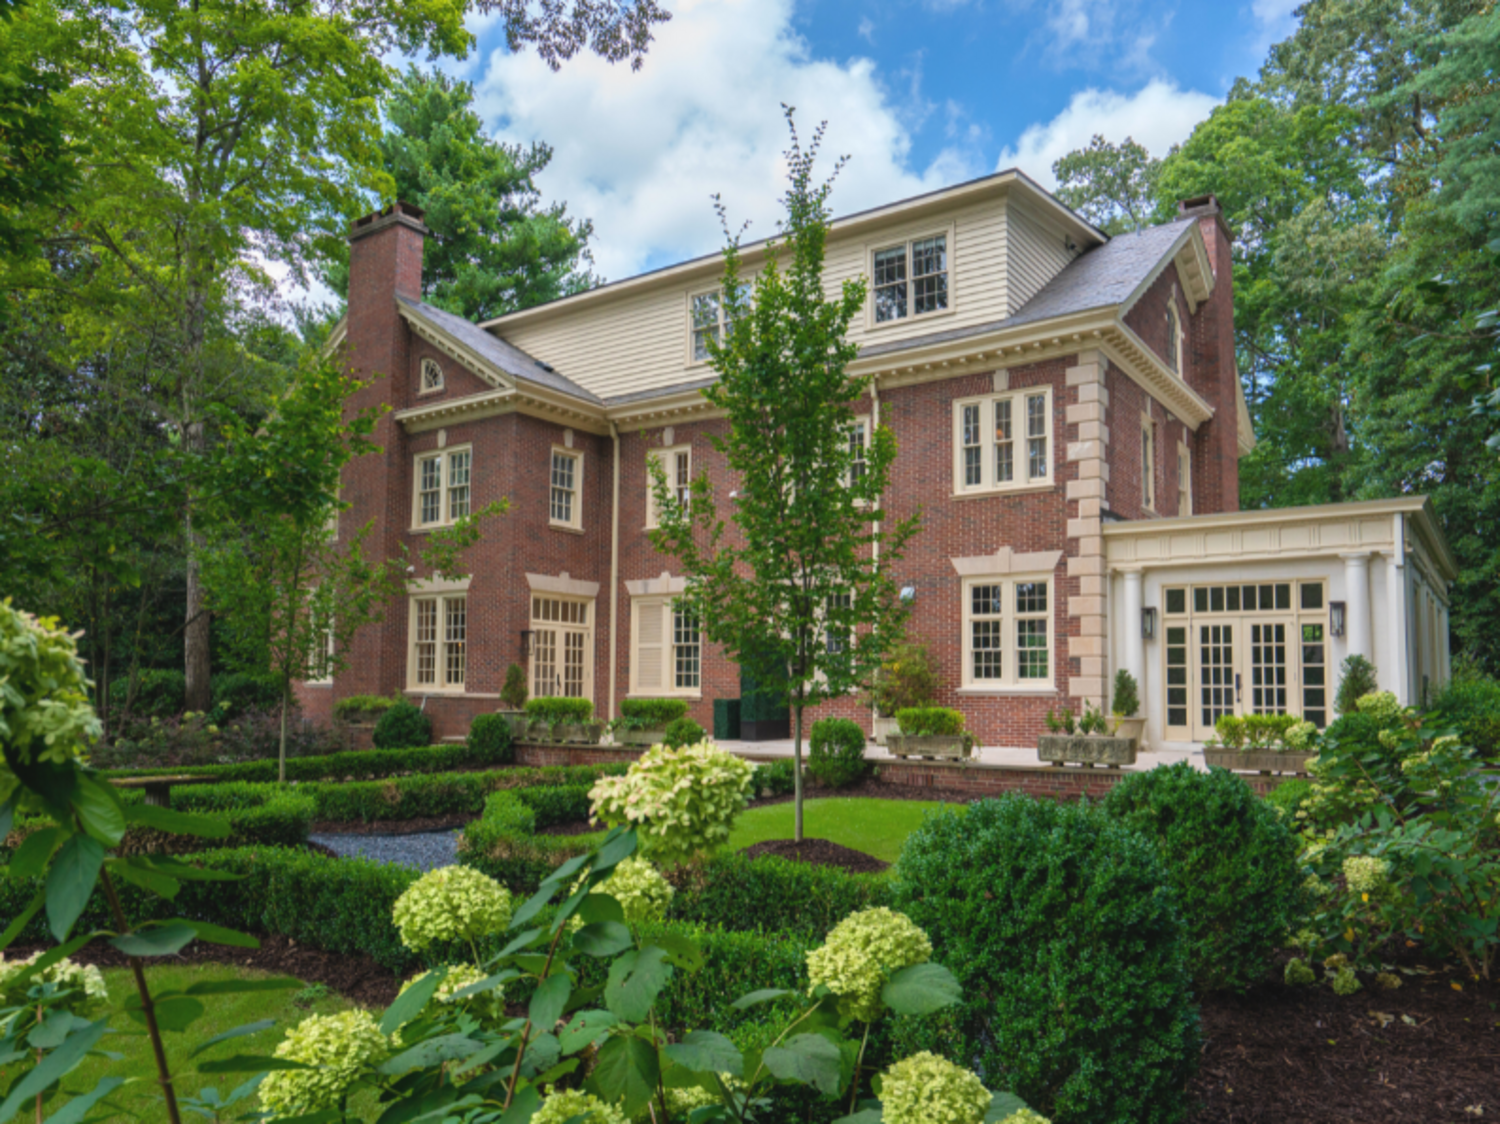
279;685;290;784
793;703;804;843
183;420;211;712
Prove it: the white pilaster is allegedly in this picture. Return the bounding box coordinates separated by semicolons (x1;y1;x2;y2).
1343;552;1372;667
1121;569;1144;698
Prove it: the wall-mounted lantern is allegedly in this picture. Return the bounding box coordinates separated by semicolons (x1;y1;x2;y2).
1329;601;1347;638
1141;606;1158;641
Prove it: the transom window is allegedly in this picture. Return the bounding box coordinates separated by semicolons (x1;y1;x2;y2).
630;595;701;697
550;449;582;529
413;447;473;528
409;593;466;691
689;291;734;362
646;445;691;529
953;388;1052;496
961;576;1053;689
872;233;948;324
419;357;444;393
530;595;593;701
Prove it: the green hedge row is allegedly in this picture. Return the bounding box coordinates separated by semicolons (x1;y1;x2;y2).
457;789;599;895
667;851;890;942
100;739;521;785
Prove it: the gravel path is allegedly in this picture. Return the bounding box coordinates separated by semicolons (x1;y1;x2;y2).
309;830;460;872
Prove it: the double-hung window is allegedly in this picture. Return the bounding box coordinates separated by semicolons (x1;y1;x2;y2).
646;445;691;529
953;388;1052;496
630;596;701;696
412;446;473;529
961;576;1053;690
550;449;583;530
872;233;949;324
845;418;869;486
689;291;735;362
409;592;466;691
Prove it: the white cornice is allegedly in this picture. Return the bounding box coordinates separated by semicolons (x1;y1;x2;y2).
398;305;514;392
394;390;515;433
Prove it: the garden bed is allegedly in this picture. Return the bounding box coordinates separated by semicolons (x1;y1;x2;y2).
741;837;889;874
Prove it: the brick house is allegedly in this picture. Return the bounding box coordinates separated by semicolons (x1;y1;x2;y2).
301;172;1456;749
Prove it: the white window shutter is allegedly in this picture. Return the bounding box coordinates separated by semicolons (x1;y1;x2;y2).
633;599;664;692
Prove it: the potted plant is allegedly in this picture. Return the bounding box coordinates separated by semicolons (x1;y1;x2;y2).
498;664;530;739
524;697;603;744
1109;669;1147;748
1037;703;1137;767
609;698;690;746
887;706;973;761
868;642;938;746
1203;714;1318;775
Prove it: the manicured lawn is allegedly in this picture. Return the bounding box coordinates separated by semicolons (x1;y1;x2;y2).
65;964;381;1123
725;797;963;864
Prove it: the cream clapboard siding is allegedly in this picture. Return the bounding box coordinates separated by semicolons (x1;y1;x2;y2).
499;191;1061;404
1006;199;1080;314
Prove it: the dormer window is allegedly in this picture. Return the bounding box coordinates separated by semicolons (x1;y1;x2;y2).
872;233;949;324
420;357;444;393
1165;304;1182;374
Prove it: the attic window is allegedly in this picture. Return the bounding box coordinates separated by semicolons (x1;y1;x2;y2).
420;357;444;393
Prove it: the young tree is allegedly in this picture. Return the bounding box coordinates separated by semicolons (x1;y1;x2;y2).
650;111;920;841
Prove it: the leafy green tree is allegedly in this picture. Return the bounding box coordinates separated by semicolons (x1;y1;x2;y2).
650;112;920;841
325;67;597;322
1052;135;1161;235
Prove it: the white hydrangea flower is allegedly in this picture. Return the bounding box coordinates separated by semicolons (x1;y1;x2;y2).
0;953;108;1012
806;907;932;1022
397;962;502;1023
589;742;753;868
1342;855;1391;895
531;1087;628;1124
259;1009;389;1115
1284;721;1317;752
1355;692;1404;724
880;1053;993;1124
1330;966;1362;996
569;856;674;930
392;866;512;952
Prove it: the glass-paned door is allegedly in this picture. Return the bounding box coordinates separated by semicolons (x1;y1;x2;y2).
1196;623;1236;739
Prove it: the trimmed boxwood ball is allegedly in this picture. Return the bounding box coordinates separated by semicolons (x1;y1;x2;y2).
1102;761;1306;992
808;717;869;789
372;701;432;749
893;795;1199;1124
661;716;706;748
466;713;514;764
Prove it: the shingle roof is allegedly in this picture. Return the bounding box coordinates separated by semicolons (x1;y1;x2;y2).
398;297;604;404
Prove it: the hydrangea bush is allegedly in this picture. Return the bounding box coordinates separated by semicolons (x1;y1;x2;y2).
880;1052;993;1124
392;865;513;953
805;906;932;1021
259;1009;391;1115
570;855;674;928
589;741;754;867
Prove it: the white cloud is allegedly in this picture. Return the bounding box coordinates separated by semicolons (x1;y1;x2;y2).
857;16;875;44
995;78;1219;189
473;0;980;280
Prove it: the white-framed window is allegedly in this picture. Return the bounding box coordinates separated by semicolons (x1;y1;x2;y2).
960;575;1053;690
419;357;444;394
408;593;466;691
530;595;594;701
549;449;582;530
871;232;950;324
952;387;1052;496
307;610;335;685
1142;415;1157;511
689;291;736;363
412;446;473;529
825;591;852;655
630;596;701;697
1165;303;1182;374
646;445;691;529
1177;441;1193;517
845;417;869;486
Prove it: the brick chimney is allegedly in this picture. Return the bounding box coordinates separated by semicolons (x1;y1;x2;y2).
1178;194;1240;513
339;202;429;700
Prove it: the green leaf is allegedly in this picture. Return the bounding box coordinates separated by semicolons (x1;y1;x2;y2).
0;797;14;843
731;988;793;1010
510;883;559;931
592;829;638;874
663;1030;743;1078
39;1075;123;1124
540;851;593;889
494;1086;541;1124
519;1032;561;1079
0;890;43;951
487;928;545;966
27;1011;91;1051
9;826;63;879
447;970;517;1004
0;1017;106;1123
605;945;672;1023
125;994;204;1032
985;1091;1031;1122
123;802;231;839
380;967;444;1035
880;962;962;1016
185;978;297;997
654;930;704;972
189;1018;277;1059
576;893;626;926
589;1034;659;1118
529;971;572;1032
381;1033;484;1075
74;777;126;847
45;834;105;941
763;1033;842;1095
572;921;632;958
197;1054;314;1074
559;1010;617;1055
149;858;241;882
111;922;197;957
830;1111;883;1124
105;856;181;900
180;920;258;949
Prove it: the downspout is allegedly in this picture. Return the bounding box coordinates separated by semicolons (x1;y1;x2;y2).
608;420;622;720
870;381;881;735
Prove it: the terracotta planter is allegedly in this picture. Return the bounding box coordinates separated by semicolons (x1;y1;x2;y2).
1204;749;1316;776
887;734;969;760
872;716;900;746
1037;734;1137;767
1110;716;1147;748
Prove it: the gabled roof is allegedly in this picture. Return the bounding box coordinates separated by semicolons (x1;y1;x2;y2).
398;298;603;404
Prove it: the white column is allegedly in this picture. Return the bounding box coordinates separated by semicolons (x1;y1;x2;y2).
1343;552;1372;667
1121;569;1144;698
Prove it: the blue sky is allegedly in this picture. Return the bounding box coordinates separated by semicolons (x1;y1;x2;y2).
453;0;1303;280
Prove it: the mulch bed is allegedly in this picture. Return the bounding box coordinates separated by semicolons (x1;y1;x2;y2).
740;837;890;874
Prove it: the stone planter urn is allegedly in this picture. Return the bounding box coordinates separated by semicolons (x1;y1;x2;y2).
1110;716;1147;748
615;725;668;747
1203;749;1317;776
887;733;969;760
871;716;900;747
1037;734;1137;768
556;721;606;745
498;710;530;741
